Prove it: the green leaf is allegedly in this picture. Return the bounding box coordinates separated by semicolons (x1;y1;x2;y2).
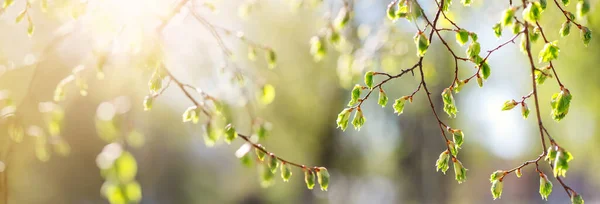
490;170;505;182
481;62;491;79
545;146;558;163
125;181;142;203
334;7;350;30
255;145;266;161
15;9;26;23
461;0;472;6
470;32;478;41
435;150;450;174
456;29;470;46
453;159;467;183
577;1;590;17
378;89;388;107
414;32;430;57
562;0;570;6
336;108;353;131
449;141;459;156
581;27;592;47
281;163;292;182
553;148;573;177
539;174;553;200
523;2;543;24
261;162;275;187
438;0;452;12
512;22;522;34
521;103;530;119
268;155;279;173
266;49;277;69
260;84;276;105
516;168;523;178
551;89;572;121
255;122;270;141
491;180;503;200
501;7;516;27
310;36;327;62
538;41;560;63
304;169;316;189
477;76;483;87
316;167;330;191
560;21;572;37
182;106;199;123
396;4;409;18
351;108;366;130
535;68;552;85
493;23;503;38
143;96;153;111
466;42;481;60
454;80;465;93
442;88;458;118
393;97;407;115
348;84;362;106
2;0;14;8
520;35;528;54
205;121;221;146
148;70;163;94
501;100;517;111
224;124;237;144
364;71;374;89
115;151;137;183
387;1;399;21
571;194;585;204
540;0;547;9
530;26;541;42
452;129;465;147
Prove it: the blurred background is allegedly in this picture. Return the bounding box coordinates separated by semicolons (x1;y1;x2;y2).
0;0;599;203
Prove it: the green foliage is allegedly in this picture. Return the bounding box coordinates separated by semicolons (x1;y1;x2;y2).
336;108;353;131
521;103;530;119
364;71;374;89
562;0;570;6
553;148;573;177
452;129;464;147
334;7;351;30
456;29;470;46
316;167;330;191
453;159;467;183
538;41;560;63
501;7;516;27
224;124;237;144
261;162;275;187
266;49;277;69
493;23;503;38
530;26;541;42
550;89;572;121
351;108;365;130
439;0;452;12
516;168;523;178
260;84;276;105
310;36;327;61
539;173;553;200
560;21;572;37
378;89;388;107
489;170;504;182
461;0;472;6
268;155;279;173
414;32;430;57
466;42;480;60
348;84;362;106
491;180;503;200
281;163;292;182
523;2;543;24
393;96;408;115
436;150;450;174
571;194;585;204
182;106;200;124
255;145;266;161
577;0;590;17
581;27;592;47
143;96;153;111
501;100;517;111
535;67;552;85
442;88;457;118
481;62;491;80
304;169;316;189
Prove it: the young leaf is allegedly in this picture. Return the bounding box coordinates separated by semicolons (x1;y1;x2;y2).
553;148;573;177
255;145;266;161
143;96;153;111
414;32;430;57
182;106;199;123
550;89;572;121
266;49;277;69
477;75;483;87
387;1;399;21
512;22;522;34
466;42;481;60
521;102;530;119
490;170;504;182
334;7;351;30
538;41;560;63
540;0;547;9
393;96;408;115
260;84;276;105
523;2;543;24
560;21;572;37
261;162;275;187
316;167;330;191
501;7;516;27
530;26;541;42
577;0;590;17
364;71;374;89
491;180;503;200
336;108;353;131
481;62;491;79
15;9;26;23
442;88;458;118
268;155;279;173
348;84;362;106
452;129;465;147
436;150;450;174
310;36;327;62
539;173;553;200
281;163;292;182
516;168;523;178
562;0;570;6
581;27;592;47
501;100;517;111
453;159;467;183
461;0;472;6
571;194;584;204
224;124;237;144
493;23;503;38
148;70;163;94
378;88;388;107
438;0;452;12
456;29;470;46
351;108;366;130
304;169;316;189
